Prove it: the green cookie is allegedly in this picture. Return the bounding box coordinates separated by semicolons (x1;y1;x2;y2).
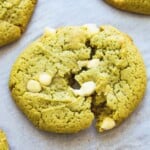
105;0;150;15
0;130;9;150
0;0;37;47
9;25;146;133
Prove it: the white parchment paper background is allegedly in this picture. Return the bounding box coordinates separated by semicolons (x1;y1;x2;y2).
0;0;150;149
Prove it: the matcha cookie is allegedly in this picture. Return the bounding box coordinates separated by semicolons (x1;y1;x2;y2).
9;25;146;133
0;0;37;47
105;0;150;15
0;130;9;150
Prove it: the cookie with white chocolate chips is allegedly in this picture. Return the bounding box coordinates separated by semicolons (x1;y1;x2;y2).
9;24;146;133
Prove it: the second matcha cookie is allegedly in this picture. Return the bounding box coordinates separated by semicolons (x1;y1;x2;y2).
9;25;146;133
0;0;37;47
105;0;150;15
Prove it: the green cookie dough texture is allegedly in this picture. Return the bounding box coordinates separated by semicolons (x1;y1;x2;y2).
9;25;146;133
0;130;9;150
0;0;37;47
105;0;150;15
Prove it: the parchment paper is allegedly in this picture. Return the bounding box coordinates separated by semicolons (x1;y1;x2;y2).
0;0;150;149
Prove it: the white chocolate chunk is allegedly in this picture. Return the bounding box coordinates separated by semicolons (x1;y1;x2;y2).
83;24;99;34
81;81;96;96
101;117;116;130
27;80;41;93
72;81;96;97
44;27;56;34
71;89;82;96
77;60;88;68
87;59;100;68
39;72;52;86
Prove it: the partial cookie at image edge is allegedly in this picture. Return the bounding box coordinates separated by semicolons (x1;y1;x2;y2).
105;0;150;15
0;0;37;47
0;130;9;150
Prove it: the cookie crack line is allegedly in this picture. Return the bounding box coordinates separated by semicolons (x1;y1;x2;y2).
9;24;147;133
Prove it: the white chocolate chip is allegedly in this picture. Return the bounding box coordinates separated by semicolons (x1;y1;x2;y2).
39;72;52;86
83;24;99;34
27;80;41;93
87;59;100;68
72;81;96;97
77;60;88;68
81;81;96;96
101;117;116;130
44;27;56;34
71;89;82;96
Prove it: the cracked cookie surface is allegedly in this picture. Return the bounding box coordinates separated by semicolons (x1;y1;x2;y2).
9;25;146;133
0;130;9;150
105;0;150;15
0;0;37;47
